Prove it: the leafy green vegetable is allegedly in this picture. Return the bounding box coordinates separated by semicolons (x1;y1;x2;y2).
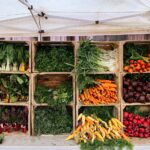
82;106;114;122
34;80;72;106
80;139;133;150
0;74;29;102
35;45;74;72
34;106;72;135
78;74;115;94
76;40;116;94
125;106;150;117
0;134;4;144
0;42;29;69
124;43;149;65
0;106;28;125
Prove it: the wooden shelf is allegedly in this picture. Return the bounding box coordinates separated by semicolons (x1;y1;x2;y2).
0;71;30;75
33;72;73;75
0;102;29;106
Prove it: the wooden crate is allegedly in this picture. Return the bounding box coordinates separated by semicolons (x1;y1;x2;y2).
120;73;150;105
75;105;120;126
76;73;120;106
31;105;75;136
120;40;150;143
0;105;31;136
31;73;75;106
0;73;31;136
120;40;150;73
0;41;32;73
32;41;75;73
121;104;150;142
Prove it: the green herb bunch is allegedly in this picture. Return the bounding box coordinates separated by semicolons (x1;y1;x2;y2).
80;139;133;150
35;46;74;72
34;106;72;135
0;74;29;102
34;80;72;106
82;106;114;122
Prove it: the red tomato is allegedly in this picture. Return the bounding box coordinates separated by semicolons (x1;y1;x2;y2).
141;65;145;69
128;68;133;73
147;54;150;58
130;64;135;68
129;60;134;64
124;66;129;71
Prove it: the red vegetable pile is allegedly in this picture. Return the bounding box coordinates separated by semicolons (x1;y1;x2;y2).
0;106;28;134
123;112;150;138
123;77;150;103
124;54;150;73
0;123;28;133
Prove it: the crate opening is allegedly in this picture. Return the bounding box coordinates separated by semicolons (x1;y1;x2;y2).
78;74;118;105
34;74;73;106
123;105;150;138
123;42;150;73
0;41;30;72
34;106;73;135
123;73;150;103
0;74;29;103
78;106;117;122
34;42;74;72
0;106;28;134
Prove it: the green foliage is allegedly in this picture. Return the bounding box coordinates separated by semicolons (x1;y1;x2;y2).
0;43;29;65
0;134;4;144
34;80;72;106
0;74;29;101
78;74;115;94
0;106;28;125
82;106;114;122
34;106;72;135
80;139;133;150
124;43;149;65
125;106;150;117
35;46;74;72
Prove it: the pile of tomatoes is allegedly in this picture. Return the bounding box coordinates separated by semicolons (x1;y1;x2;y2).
124;54;150;73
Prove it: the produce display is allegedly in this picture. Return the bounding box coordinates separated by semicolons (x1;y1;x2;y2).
66;113;132;150
123;74;150;103
35;44;74;72
0;106;28;133
66;114;128;142
124;43;150;73
123;106;150;138
0;74;29;103
79;79;117;105
0;43;29;72
34;80;72;106
34;106;72;135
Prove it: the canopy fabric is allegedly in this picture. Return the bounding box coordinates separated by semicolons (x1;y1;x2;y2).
0;0;150;37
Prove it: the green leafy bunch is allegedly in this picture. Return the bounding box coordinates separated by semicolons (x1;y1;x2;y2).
82;106;114;122
0;43;29;65
125;106;150;117
0;106;28;125
34;80;72;106
80;139;133;150
35;45;74;72
34;106;72;135
0;74;29;101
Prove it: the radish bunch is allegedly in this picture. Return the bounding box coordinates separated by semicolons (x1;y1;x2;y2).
123;112;150;138
0;123;28;133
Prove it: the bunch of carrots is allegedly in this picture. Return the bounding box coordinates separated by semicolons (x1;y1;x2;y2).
79;79;118;105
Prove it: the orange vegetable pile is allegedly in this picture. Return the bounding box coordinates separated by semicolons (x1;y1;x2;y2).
79;79;118;105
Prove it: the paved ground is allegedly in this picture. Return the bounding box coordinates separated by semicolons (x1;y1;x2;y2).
0;134;149;150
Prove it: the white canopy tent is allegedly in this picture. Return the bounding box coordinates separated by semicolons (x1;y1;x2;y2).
0;0;150;37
